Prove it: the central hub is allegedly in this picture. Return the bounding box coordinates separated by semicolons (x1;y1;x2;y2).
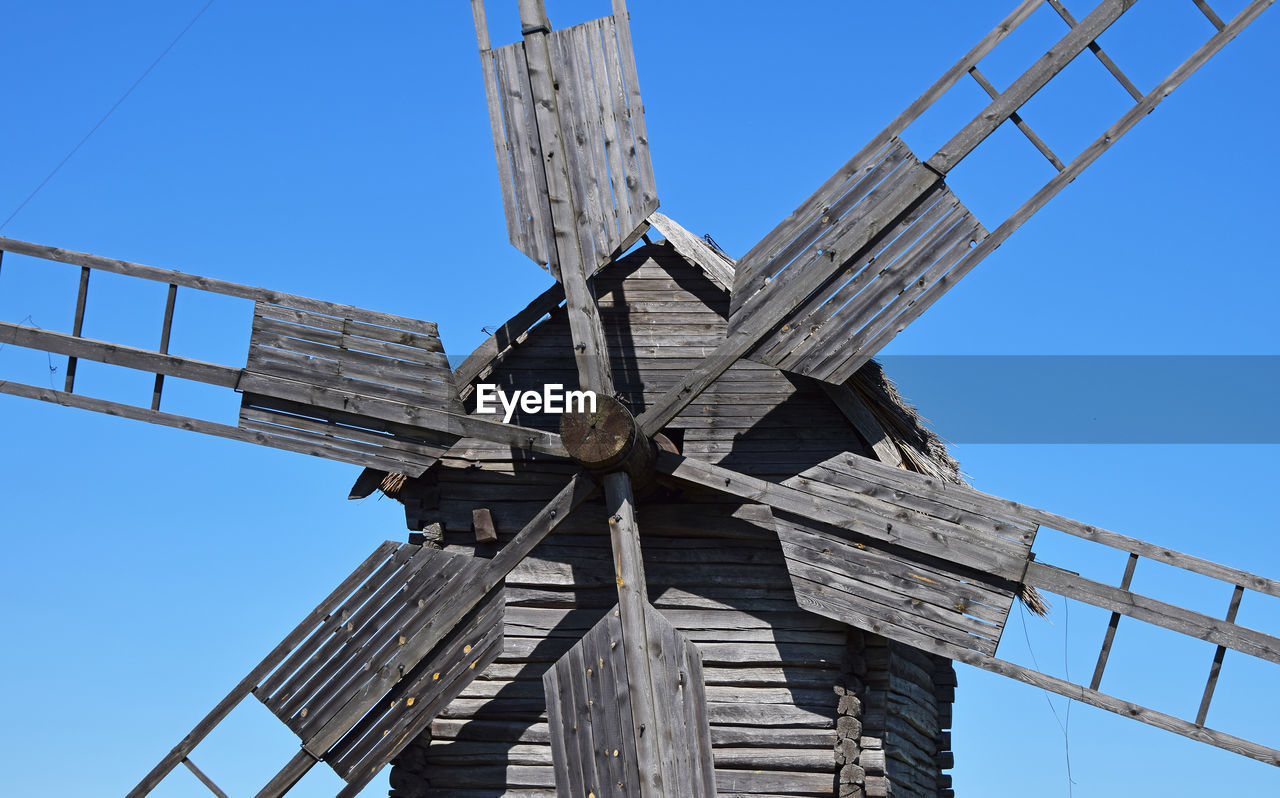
559;394;640;471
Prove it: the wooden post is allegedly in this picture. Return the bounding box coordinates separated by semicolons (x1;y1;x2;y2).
151;283;178;410
603;471;664;797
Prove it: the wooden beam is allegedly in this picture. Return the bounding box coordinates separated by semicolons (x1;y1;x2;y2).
817;383;904;468
517;1;614;394
0;321;242;388
254;749;318;798
602;472;663;795
472;507;498;544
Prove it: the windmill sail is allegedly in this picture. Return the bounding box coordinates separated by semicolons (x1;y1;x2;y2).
474;4;658;276
0;237;565;475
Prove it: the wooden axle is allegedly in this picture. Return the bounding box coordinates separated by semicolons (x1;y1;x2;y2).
559;394;656;485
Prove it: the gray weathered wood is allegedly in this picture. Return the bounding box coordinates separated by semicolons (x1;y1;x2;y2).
150;283;179;410
1089;552;1138;690
1196;584;1245;726
967;65;1064;171
1046;0;1144;101
648;212;735;291
64;265;90;392
254;749;318;798
180;757;228;798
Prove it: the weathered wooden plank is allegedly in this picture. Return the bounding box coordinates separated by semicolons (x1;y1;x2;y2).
254;749;318;798
587;17;634;244
817;384;903;467
251;314;448;369
0;321;242;388
603;10;656;225
252;303;448;360
127;541;401;797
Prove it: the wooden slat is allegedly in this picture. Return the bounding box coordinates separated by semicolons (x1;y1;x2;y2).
1089;552;1138;690
127;541;402;797
551;22;613;265
64;265;91;392
606;6;657;219
329;588;506;788
587;17;634;247
254;749;318;798
1196;584;1245;726
544;606;714;798
150;283;178;410
967;65;1064;171
473;1;522;258
0;379;425;473
180;757;228;798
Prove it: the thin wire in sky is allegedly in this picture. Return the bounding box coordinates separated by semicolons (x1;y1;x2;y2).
0;0;217;233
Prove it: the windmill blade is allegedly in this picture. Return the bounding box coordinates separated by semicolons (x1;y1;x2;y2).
471;0;658;279
0;237;566;474
656;449;1280;767
634;0;1274;437
544;601;715;798
131;474;597;797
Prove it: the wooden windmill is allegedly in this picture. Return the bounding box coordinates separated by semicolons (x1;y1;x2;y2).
1;1;1278;796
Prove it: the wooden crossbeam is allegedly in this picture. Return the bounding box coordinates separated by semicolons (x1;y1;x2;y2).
1194;0;1228;31
151;283;178;410
1196;584;1245;726
1089;552;1138;690
1046;0;1145;101
64;265;90;392
180;757;228;798
967;65;1065;171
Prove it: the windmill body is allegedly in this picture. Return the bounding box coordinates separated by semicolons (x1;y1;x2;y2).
2;1;1280;798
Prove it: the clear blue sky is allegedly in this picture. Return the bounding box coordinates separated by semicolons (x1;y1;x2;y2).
1;1;1277;796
